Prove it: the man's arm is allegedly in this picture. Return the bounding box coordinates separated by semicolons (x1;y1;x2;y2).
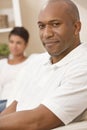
0;103;64;130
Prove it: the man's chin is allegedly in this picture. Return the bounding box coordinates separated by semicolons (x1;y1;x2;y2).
47;51;58;57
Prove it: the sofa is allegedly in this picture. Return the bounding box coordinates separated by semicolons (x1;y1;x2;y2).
53;110;87;130
53;121;87;130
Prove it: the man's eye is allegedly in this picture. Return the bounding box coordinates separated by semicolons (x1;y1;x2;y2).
38;24;45;29
53;23;60;27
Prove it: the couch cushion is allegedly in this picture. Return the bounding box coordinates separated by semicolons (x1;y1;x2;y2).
52;121;87;130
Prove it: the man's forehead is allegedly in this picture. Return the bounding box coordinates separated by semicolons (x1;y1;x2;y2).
40;0;80;22
38;2;68;22
39;0;70;17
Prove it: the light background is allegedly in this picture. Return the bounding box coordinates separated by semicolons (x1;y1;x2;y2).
0;0;87;56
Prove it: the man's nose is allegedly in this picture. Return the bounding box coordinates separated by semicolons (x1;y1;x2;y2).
44;25;54;38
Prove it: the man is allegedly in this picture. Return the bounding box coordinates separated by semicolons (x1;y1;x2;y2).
0;0;87;130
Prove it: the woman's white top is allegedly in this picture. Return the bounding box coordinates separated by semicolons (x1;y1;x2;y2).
0;58;30;101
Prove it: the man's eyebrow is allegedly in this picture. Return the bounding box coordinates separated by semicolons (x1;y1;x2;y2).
37;19;61;24
52;18;63;21
37;21;43;24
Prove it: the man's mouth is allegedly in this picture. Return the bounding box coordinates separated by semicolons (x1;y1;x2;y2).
45;41;59;47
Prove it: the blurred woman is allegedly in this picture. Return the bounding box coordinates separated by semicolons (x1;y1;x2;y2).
0;26;30;109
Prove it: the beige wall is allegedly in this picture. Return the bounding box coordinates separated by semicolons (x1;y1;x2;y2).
20;0;45;56
73;0;87;44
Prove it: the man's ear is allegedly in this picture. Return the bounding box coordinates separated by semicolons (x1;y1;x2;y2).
74;21;81;35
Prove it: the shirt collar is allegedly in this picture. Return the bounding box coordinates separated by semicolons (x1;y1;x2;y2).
43;43;85;69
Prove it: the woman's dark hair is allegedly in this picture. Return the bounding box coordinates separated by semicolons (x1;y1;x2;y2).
9;26;29;44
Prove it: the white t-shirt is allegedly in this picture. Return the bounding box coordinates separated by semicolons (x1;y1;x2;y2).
0;57;30;101
8;43;87;125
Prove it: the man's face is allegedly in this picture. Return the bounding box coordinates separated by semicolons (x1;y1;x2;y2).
38;2;79;61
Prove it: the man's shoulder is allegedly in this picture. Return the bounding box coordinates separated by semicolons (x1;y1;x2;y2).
78;43;87;60
79;43;87;54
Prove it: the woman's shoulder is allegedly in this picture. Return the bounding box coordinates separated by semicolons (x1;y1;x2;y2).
0;58;8;65
0;58;8;68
